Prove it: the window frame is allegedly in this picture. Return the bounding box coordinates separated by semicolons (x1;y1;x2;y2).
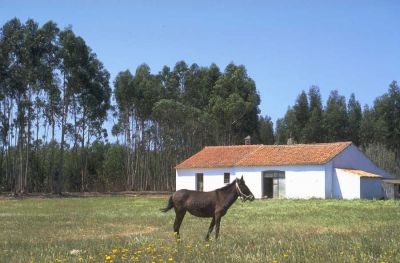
224;173;230;184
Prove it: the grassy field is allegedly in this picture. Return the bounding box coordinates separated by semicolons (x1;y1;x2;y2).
0;196;399;263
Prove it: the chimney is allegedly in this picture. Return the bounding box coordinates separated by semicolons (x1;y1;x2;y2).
244;135;251;145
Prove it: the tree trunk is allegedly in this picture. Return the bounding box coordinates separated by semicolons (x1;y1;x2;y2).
57;77;69;195
49;118;55;193
80;111;86;192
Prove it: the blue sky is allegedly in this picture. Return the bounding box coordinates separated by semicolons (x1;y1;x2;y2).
1;0;399;125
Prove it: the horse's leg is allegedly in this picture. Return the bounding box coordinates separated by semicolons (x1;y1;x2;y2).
205;217;215;241
215;214;222;239
173;210;186;239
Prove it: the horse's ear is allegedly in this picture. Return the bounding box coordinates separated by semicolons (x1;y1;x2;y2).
241;175;243;180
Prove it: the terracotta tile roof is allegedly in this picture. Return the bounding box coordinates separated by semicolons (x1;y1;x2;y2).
176;145;262;169
176;142;352;169
337;168;383;178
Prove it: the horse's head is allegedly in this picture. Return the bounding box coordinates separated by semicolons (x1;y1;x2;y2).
235;176;255;201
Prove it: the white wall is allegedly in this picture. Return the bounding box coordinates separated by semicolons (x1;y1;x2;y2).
283;166;326;199
325;162;334;198
360;178;384;199
333;169;360;199
177;165;326;199
176;168;234;192
236;165;326;199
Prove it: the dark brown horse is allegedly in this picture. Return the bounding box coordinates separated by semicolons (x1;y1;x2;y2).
160;176;255;240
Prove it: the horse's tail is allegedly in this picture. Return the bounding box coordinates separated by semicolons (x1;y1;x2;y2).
160;195;174;212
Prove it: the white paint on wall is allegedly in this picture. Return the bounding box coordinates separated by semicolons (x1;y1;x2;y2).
325;161;334;198
177;165;326;199
334;169;361;199
284;166;325;199
176;168;235;192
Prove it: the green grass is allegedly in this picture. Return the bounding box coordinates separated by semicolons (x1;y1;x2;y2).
0;197;399;263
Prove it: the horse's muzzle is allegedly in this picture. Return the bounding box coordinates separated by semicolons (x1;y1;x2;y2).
243;195;255;202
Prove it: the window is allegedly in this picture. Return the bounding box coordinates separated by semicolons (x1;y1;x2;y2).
196;173;203;191
224;173;230;184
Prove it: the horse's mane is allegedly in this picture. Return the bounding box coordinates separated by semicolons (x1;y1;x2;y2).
216;179;236;192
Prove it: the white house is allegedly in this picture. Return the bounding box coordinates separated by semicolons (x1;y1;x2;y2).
175;142;399;199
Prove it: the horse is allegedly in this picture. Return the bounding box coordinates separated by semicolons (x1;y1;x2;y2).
160;176;255;240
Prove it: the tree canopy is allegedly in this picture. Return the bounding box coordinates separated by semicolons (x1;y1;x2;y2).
0;18;399;194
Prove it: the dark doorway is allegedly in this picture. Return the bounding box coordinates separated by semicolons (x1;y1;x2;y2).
262;171;285;198
196;173;203;191
263;177;273;198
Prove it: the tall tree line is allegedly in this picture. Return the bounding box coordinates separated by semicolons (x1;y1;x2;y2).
1;18;399;194
0;18;111;194
276;83;400;176
0;18;267;193
112;61;264;190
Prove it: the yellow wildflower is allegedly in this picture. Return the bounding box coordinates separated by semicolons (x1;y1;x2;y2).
112;248;118;254
105;255;112;261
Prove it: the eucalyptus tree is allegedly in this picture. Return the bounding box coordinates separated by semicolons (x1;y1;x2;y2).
56;28;91;194
75;52;110;191
0;19;26;194
374;81;400;168
303;86;324;143
292;90;309;142
0;18;52;194
347;93;362;146
159;65;180;101
359;105;379;148
130;64;161;190
172;61;188;96
0;23;11;188
114;70;134;188
275;118;288;144
323;90;348;142
257;115;274;144
182;64;208;109
209;63;260;145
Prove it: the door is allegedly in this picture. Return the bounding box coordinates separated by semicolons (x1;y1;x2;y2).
262;171;285;198
263;177;273;198
196;173;203;191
